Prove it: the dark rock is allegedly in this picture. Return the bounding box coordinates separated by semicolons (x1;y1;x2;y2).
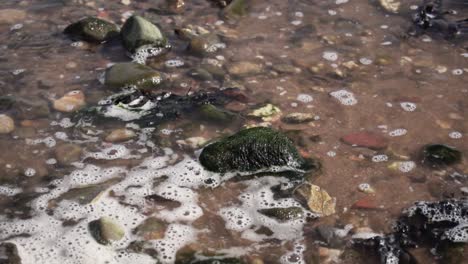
64;17;119;43
341;132;388;150
134;217;167;240
89;217;125;245
257;207;304;222
199;127;318;174
0;243;21;264
422;144;462;168
121;15;167;53
198;104;236;123
104;62;162;89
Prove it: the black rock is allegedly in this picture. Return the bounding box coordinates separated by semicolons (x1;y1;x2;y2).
64;17;119;43
422;144;462;167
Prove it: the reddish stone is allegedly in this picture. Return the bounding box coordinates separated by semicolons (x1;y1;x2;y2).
341;131;388;150
352;196;380;210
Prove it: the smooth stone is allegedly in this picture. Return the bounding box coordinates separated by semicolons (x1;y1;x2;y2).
272;64;300;74
378;0;400;13
227;61;264;77
88;217;125;245
199;127;316;174
341;131;388;150
188;34;221;55
0;115;14;134
0;9;26;24
55;143;82;166
121;15;167;52
105;128;136;142
104;62;162;89
351;196;380;210
64;17;119;43
295;184;336;216
282;113;315;124
134;217;167;240
0;242;21;264
53;90;86;113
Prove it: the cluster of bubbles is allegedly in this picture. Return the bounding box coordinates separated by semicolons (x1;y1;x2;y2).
330;89;358;106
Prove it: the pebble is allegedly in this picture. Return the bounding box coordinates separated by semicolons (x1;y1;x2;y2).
282;113;315;124
53;90;86;113
55;144;83;166
0;114;15;134
352;196;380;210
105;129;136;142
227;61;264;77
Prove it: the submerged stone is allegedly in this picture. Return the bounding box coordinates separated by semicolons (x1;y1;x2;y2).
134;217;167;240
89;217;125;245
53;90;86;113
341;131;388;150
0;114;15;134
422;144;462;167
199;127;315;173
104;62;162;89
55;143;82;166
198;104;236;123
64;17;119;43
223;0;248;18
121;15;167;52
257;207;304;222
295;184;336;216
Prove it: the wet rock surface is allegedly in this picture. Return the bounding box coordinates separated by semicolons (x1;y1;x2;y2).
104;62;162;90
121;15;167;53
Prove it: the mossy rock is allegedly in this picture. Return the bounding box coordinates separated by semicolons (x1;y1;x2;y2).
198;104;236;123
199;127;316;174
64;17;119;43
105;62;162;89
121;15;167;52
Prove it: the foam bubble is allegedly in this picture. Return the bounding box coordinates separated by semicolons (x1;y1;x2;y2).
449;131;462;139
372;154;388;162
388;128;407;137
323;51;338;61
398;161;416;172
330;89;357;105
400;102;417;112
296;93;313;103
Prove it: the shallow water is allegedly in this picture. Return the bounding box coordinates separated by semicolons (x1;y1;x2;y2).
0;0;467;263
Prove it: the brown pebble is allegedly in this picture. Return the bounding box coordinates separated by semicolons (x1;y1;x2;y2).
0;114;15;134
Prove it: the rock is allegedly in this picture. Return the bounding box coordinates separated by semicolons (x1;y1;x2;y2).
223;0;248;19
64;17;119;43
282;113;315;124
295;184;336;216
88;217;125;245
134;217;167;240
378;0;400;14
0;9;26;25
104;62;162;89
12;126;36;139
341;132;388;150
422;144;462;168
15;97;50;119
352;196;380;210
188;34;222;55
198;104;236;123
120;15;167;52
105;128;136;142
0;114;15;134
227;61;264;77
257;207;304;222
0;242;21;264
53;90;86;113
224;101;247;112
55;143;82;166
248;104;281;121
51;179;119;206
199;127;317;174
188;68;213;81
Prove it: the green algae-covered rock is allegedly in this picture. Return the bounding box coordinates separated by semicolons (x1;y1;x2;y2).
64;17;119;43
121;15;167;52
422;144;462;167
105;62;162;89
199;127;312;173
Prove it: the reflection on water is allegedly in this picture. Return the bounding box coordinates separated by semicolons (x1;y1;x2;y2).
0;0;467;263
